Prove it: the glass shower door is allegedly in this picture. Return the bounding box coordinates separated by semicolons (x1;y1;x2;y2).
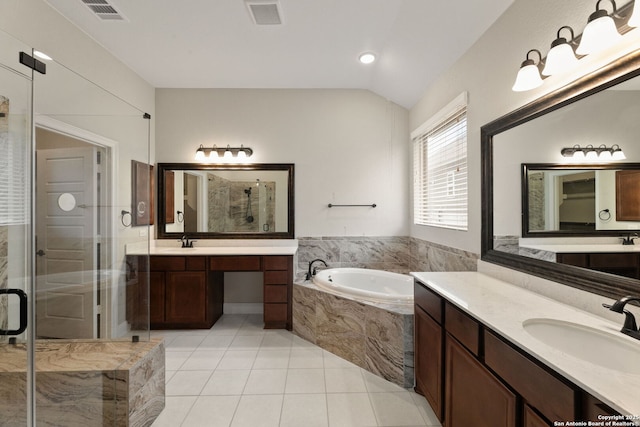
0;29;35;426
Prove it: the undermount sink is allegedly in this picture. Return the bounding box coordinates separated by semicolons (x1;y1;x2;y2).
522;318;640;374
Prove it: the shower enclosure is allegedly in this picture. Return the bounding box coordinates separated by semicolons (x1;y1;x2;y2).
0;28;155;426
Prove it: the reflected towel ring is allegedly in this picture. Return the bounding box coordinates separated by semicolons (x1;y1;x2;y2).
598;209;611;221
121;210;132;227
177;210;184;223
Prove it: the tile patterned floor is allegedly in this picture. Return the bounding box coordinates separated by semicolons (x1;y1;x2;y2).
151;314;442;427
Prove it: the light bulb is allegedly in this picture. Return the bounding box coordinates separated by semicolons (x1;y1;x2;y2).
577;8;622;55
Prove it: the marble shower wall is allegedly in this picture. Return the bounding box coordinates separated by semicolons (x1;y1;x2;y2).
296;236;478;275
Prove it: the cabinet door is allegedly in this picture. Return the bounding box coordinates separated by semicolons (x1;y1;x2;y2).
149;272;166;324
523;405;549;427
445;335;516;427
415;306;443;421
166;271;207;324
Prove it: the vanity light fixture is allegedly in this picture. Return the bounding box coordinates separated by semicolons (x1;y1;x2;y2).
560;144;626;160
542;26;579;76
512;49;544;92
576;0;623;55
513;0;636;92
195;144;253;162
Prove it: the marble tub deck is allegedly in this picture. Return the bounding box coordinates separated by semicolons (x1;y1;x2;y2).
293;280;414;388
0;338;165;427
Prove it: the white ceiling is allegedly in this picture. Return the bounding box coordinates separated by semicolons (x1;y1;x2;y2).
45;0;514;108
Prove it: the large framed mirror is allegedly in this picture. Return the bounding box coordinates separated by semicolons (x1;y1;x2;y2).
156;163;294;239
481;49;640;300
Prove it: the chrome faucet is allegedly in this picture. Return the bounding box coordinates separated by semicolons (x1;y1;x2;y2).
180;234;194;248
620;233;638;245
306;259;328;280
603;296;640;340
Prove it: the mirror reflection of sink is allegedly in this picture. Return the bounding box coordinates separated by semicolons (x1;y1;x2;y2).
522;318;640;374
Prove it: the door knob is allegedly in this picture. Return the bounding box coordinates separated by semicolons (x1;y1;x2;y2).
36;249;45;256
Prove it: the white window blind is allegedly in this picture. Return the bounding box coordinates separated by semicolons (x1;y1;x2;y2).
0;104;29;226
413;94;468;230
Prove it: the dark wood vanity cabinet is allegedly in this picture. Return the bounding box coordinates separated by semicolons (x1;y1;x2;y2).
557;252;640;279
127;254;294;330
413;279;621;427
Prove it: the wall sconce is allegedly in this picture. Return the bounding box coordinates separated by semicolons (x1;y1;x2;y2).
577;0;622;55
542;26;578;76
512;49;544;92
513;0;636;92
560;144;626;160
195;144;253;162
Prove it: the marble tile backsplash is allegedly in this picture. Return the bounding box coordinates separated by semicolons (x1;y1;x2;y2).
296;236;478;275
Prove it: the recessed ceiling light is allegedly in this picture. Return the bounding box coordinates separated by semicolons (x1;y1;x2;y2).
359;52;376;64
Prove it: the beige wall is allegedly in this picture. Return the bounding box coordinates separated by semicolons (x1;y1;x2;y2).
156;88;410;238
409;0;637;254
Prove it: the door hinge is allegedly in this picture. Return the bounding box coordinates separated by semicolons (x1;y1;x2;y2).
19;52;46;75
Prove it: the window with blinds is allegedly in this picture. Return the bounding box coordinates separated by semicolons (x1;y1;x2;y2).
0;105;29;226
412;94;468;230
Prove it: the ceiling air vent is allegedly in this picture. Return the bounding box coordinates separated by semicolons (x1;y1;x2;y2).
81;0;126;21
245;1;283;25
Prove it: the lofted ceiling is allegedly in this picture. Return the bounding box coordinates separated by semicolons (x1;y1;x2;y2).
45;0;514;108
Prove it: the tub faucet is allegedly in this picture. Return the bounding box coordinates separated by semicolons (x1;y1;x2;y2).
602;295;640;340
180;234;194;248
306;259;328;280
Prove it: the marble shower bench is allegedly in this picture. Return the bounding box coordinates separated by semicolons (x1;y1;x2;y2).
0;338;164;426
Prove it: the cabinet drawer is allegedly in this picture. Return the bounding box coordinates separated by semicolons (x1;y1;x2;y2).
263;256;291;271
264;285;288;303
264;303;288;323
484;330;575;422
209;256;261;271
186;256;206;270
445;303;480;356
150;256;185;271
414;281;442;324
264;270;289;285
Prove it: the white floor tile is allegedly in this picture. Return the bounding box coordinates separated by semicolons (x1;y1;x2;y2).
201;369;250;396
230;394;283;427
326;393;378;427
252;349;291;369
199;334;235;349
323;350;359;369
182;395;240;427
229;334;264;350
216;350;258;370
181;350;225;370
260;332;293;349
288;347;324;368
165;335;206;351
166;370;212;396
291;335;317;348
165;370;176;384
280;394;329;427
362;369;407;393
410;392;441;426
150;396;196;427
369;392;426;426
285;368;326;394
165;351;192;371
324;368;367;393
243;369;288;394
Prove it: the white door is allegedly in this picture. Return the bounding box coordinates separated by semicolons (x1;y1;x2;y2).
35;147;98;339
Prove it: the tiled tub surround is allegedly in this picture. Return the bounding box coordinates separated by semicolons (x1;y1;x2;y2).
296;236;478;275
0;339;165;426
293;280;414;388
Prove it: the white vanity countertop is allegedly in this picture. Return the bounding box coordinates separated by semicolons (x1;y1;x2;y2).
411;271;640;417
519;243;640;253
126;239;298;256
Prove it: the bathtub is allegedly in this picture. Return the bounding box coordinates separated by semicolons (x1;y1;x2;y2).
312;268;413;305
